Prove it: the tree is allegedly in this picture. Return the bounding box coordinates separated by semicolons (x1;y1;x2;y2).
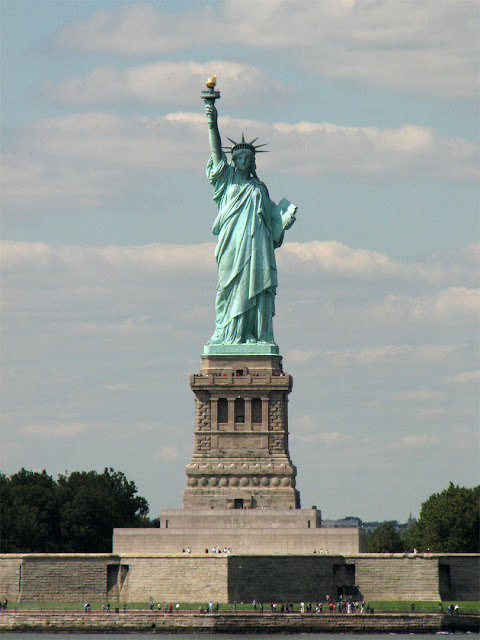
0;469;61;552
366;521;404;553
0;467;150;553
409;482;480;553
57;468;150;552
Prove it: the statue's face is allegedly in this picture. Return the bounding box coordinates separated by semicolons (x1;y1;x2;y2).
233;150;254;172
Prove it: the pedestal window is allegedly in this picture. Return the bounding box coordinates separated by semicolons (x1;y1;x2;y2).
218;398;228;424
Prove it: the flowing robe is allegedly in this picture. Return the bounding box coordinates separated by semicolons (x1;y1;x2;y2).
207;152;285;345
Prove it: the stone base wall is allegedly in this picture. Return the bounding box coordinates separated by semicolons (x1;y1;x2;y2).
160;508;322;529
438;555;480;601
346;555;440;601
0;554;117;602
121;556;229;602
1;611;479;635
227;555;341;602
0;556;22;600
1;612;479;634
112;526;365;555
0;553;478;604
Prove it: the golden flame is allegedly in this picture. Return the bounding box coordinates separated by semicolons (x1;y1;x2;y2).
206;75;217;89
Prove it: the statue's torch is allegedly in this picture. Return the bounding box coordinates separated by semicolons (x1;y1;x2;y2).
201;75;221;104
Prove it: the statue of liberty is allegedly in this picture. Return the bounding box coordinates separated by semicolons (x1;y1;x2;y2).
203;78;297;349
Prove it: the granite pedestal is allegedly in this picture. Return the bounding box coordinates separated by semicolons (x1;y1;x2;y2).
114;351;365;555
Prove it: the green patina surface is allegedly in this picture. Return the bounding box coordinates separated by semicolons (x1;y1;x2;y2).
203;343;279;355
203;90;296;353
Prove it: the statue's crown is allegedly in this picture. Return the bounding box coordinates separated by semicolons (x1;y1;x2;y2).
223;133;268;155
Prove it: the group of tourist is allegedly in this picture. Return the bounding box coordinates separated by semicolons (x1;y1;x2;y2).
325;598;369;614
148;602;181;613
96;603;127;613
447;604;460;615
258;598;368;614
1;599;462;615
181;546;233;554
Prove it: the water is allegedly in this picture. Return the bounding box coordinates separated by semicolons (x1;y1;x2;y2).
0;634;472;639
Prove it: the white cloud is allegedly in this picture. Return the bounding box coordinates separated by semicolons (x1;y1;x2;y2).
53;0;479;98
295;431;353;445
415;408;445;418
2;239;475;372
1;151;122;213
104;384;136;392
1;241;216;276
2;242;476;387
64;317;154;338
44;60;287;106
3;113;478;214
18;423;92;439
284;241;401;277
286;349;323;366
269;122;479;180
286;344;458;368
451;428;480;449
281;241;480;284
3;240;477;288
400;434;440;447
14;419;157;441
446;369;480;384
378;287;480;323
393;390;444;403
54;3;197;55
152;445;182;462
333;345;415;365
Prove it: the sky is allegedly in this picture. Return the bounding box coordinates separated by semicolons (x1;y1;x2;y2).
1;0;479;523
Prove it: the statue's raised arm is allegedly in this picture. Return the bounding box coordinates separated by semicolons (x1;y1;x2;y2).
205;102;222;167
201;77;297;353
202;75;222;166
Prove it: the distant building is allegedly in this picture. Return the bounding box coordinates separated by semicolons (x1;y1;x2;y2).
322;517;362;529
322;514;417;534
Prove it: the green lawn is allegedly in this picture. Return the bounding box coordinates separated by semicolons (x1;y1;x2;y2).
6;600;480;614
369;601;479;614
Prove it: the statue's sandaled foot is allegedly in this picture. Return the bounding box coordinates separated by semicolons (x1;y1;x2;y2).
245;333;256;344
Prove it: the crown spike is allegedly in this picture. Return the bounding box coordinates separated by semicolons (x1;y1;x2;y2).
225;132;268;156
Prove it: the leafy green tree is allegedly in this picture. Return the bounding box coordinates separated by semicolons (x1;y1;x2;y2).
409;482;480;553
57;468;150;552
0;469;61;552
366;521;404;553
0;467;150;553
